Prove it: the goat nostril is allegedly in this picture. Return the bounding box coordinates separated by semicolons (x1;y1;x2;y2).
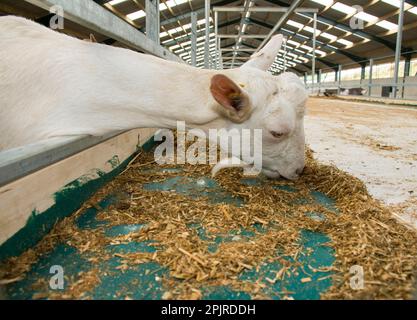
295;167;304;175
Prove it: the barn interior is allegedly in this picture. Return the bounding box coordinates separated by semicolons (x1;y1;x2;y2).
0;0;416;301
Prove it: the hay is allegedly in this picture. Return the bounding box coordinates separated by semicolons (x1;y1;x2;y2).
1;139;416;300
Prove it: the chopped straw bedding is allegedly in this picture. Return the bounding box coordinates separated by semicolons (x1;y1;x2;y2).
1;138;417;300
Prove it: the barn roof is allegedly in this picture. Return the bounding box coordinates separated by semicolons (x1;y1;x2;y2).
1;0;417;75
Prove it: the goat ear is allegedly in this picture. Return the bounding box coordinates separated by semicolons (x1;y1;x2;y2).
242;34;283;71
210;74;251;123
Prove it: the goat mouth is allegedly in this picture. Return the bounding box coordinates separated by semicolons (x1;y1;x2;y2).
262;168;281;179
263;169;299;181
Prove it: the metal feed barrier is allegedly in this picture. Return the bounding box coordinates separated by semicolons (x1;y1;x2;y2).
304;50;417;100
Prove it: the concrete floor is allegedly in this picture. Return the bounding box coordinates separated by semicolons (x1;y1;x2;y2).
305;97;417;229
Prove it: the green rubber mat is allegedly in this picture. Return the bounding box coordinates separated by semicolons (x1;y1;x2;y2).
4;170;337;300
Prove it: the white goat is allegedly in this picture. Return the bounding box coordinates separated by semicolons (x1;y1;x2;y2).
0;16;307;180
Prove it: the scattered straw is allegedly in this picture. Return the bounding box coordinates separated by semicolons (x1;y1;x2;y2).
1;138;416;300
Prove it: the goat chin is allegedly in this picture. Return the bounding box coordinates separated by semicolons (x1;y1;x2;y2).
211;157;251;177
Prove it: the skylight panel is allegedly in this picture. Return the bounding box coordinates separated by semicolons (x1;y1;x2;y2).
331;2;357;15
303;26;320;36
287;20;304;29
108;0;127;5
310;0;334;6
301;44;313;51
127;10;145;20
320;32;338;41
376;20;398;30
287;39;300;46
354;11;378;23
337;38;353;46
408;7;417;15
315;49;327;56
380;0;402;8
125;0;191;21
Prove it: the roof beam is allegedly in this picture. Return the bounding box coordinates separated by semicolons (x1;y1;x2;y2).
26;0;181;62
300;12;411;55
249;17;365;63
159;0;239;27
163;18;241;47
256;0;303;52
266;0;412;55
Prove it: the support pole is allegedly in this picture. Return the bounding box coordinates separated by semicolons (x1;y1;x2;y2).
368;59;373;97
337;65;342;95
402;54;411;98
393;0;405;98
318;69;322;96
204;0;210;69
191;11;197;67
312;12;317;94
145;0;160;44
360;64;366;83
214;10;219;69
404;55;411;77
231;0;252;68
283;38;287;72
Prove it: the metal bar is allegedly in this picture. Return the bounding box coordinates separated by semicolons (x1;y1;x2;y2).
204;0;210;69
312;12;317;92
222;57;251;60
218;34;269;38
255;0;303;53
404;55;411;77
337;65;342;95
393;0;405;98
318;69;322;95
214;10;219;69
221;48;257;52
191;11;197;66
24;0;182;62
222;62;244;65
0;132;124;187
360;64;366;82
145;0;160;44
368;59;373;96
231;0;252;68
213;6;318;13
283;38;287;72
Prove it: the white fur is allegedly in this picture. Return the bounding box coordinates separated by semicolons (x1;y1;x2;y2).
0;16;307;179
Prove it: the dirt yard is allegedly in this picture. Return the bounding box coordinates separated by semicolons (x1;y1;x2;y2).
305;97;417;229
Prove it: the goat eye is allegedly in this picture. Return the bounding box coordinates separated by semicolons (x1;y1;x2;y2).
270;131;284;138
